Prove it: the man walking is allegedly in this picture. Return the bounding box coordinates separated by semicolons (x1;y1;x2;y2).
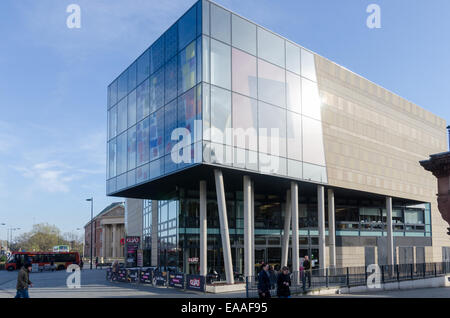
257;263;271;299
15;263;32;298
302;255;311;291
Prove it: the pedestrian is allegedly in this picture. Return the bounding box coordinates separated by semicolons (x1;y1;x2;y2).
79;259;84;270
268;265;277;290
302;255;311;291
15;263;32;298
95;256;99;269
277;266;291;298
257;263;271;299
111;260;119;282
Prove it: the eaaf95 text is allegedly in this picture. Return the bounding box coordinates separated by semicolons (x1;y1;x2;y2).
225;303;268;313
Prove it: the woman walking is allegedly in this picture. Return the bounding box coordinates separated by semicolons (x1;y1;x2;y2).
277;266;291;298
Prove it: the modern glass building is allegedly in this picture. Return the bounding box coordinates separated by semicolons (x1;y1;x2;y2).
109;0;450;283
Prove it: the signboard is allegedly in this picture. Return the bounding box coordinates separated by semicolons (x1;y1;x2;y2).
117;269;127;282
137;250;143;267
106;268;112;280
186;275;205;292
169;273;184;289
188;257;199;264
153;272;166;286
140;268;153;284
125;236;140;268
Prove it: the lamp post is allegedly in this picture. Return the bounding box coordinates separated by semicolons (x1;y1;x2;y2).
86;198;94;270
8;228;20;250
0;223;6;253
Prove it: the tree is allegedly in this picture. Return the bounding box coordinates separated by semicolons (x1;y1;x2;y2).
11;223;83;253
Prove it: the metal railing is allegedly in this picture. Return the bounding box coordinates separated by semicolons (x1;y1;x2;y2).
245;261;450;298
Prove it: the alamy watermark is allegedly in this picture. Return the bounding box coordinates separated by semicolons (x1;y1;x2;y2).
66;4;81;29
66;264;81;288
366;4;381;29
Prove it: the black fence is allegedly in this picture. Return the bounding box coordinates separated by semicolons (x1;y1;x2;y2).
245;261;450;298
106;267;207;292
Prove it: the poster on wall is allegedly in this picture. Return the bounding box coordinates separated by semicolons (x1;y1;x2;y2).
186;274;205;292
169;273;184;289
125;236;140;267
140;268;153;284
137;249;143;267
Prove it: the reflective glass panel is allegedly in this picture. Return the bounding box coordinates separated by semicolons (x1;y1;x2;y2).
128;62;137;92
286;111;302;161
108;105;117;139
286;71;301;113
232;14;256;55
211;39;231;90
150;158;163;179
303;162;327;183
179;5;197;50
127;125;137;170
127;90;136;128
232;48;257;99
150;37;164;74
302;116;325;166
301;49;317;82
210;3;230;44
137;117;150;165
117;132;127;175
258;101;286;157
257;27;285;67
136;163;149;184
258;59;286;108
164;100;178;156
202;0;210;35
150;107;164;161
137;49;150;84
165;23;178;62
232;93;257;151
150;68;164;113
117;98;127;134
110;80;118;106
136;78;150;121
211;86;231;145
108;138;116;178
118;70;128;101
165;56;178;103
178;87;196;137
178;41;197;95
301;78;321;120
286;41;300;75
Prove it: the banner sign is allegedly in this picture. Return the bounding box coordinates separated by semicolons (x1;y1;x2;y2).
127;269;139;283
137;250;143;267
154;272;167;286
186;274;205;292
117;268;127;282
169;273;184;289
140;268;153;284
106;268;112;280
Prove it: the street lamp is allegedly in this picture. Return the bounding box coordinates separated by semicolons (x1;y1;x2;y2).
86;198;94;270
8;228;20;250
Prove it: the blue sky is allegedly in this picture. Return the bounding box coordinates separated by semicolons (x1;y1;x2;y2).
0;0;449;240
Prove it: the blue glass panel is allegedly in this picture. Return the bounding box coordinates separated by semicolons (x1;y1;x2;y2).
127;125;137;170
196;37;202;84
178;41;197;95
149;68;164;113
136;78;150;121
136;163;149;184
128;62;137;92
179;5;197;50
108;138;117;178
165;56;177;103
149;107;164;161
165;23;178;62
118;70;128;101
164;154;177;174
150;158;163;179
117;98;127;134
178;87;196;137
137;49;150;84
164;100;178;156
110;80;118;106
117;132;127;175
196;1;202;37
127;90;136;128
137;117;150;165
150;37;164;74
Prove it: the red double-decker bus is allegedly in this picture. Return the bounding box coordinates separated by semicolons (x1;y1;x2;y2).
5;251;80;271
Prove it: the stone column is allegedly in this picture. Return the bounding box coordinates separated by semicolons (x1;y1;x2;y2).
200;180;207;277
112;224;117;258
318;185;326;271
281;190;291;268
291;182;299;283
151;200;158;267
243;175;252;278
214;169;234;284
327;189;336;269
101;225;106;261
386;197;394;266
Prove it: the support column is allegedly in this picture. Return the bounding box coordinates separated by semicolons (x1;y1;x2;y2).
112;224;117;258
281;190;291;268
318;185;326;271
291;182;299;283
151;200;158;267
243;176;252;278
386;196;394;266
200;180;207;277
250;180;255;277
101;225;106;260
327;189;336;269
214;169;234;284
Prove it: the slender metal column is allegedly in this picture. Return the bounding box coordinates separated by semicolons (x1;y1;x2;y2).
250;180;255;277
151;200;158;267
291;182;299;283
200;180;207;277
243;176;252;278
327;189;336;269
281;190;291;267
386;197;394;266
214;169;234;284
318;185;326;271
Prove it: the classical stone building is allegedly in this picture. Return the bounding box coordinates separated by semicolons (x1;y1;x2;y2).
84;202;125;263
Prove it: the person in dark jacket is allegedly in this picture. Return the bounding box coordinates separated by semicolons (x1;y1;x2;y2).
257;263;271;299
268;265;277;289
277;266;291;298
302;255;311;290
15;263;32;298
